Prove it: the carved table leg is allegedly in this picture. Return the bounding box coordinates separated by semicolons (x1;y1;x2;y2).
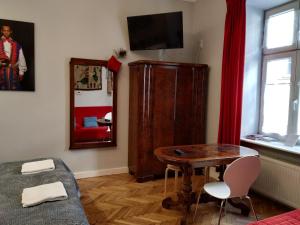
181;166;193;225
161;165;194;225
216;165;226;181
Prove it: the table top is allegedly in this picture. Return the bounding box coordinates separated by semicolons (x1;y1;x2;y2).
97;118;112;125
154;144;258;168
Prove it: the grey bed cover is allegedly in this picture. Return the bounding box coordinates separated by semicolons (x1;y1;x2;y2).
0;158;90;225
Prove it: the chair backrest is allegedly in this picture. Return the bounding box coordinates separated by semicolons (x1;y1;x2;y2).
224;156;261;198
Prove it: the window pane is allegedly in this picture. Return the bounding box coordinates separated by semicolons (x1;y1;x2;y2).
262;58;292;135
266;10;295;49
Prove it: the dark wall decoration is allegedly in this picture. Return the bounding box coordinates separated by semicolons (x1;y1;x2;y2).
0;19;34;91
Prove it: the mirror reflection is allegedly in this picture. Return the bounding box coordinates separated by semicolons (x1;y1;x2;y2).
74;66;113;142
70;58;116;149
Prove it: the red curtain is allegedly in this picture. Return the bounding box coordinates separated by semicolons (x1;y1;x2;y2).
218;0;246;145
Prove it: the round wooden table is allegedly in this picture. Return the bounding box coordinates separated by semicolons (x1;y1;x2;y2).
154;144;258;225
97;118;112;128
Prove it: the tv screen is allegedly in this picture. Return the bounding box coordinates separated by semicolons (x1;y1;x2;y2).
127;11;183;51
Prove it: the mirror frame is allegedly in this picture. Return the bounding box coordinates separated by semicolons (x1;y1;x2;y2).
69;58;117;150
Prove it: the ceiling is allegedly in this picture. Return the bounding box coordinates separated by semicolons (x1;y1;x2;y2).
247;0;292;10
182;0;292;10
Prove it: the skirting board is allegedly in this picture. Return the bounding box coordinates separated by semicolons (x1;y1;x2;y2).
74;167;129;179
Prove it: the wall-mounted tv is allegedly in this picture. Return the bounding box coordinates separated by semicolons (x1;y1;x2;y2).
127;11;183;51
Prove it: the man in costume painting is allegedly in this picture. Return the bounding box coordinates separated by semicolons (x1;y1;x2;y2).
0;24;27;90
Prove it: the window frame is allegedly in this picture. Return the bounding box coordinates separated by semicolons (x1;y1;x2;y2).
263;1;299;55
260;1;300;141
260;52;297;140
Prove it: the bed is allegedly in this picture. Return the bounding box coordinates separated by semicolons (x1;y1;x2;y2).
248;209;300;225
0;158;90;225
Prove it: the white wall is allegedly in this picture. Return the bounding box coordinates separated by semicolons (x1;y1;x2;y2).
192;0;226;143
75;68;113;107
241;5;264;137
75;90;112;107
0;0;195;174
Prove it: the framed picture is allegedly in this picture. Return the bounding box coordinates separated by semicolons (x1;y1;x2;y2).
74;65;102;90
0;19;34;91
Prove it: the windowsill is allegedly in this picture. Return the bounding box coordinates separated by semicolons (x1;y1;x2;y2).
241;138;300;156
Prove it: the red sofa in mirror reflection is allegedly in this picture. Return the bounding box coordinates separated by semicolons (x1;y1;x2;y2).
74;106;112;142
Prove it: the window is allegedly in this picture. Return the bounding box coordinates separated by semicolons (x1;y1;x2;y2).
265;9;296;50
260;1;300;141
264;2;298;54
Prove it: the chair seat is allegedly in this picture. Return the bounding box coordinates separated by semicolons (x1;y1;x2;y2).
167;164;181;171
204;182;230;199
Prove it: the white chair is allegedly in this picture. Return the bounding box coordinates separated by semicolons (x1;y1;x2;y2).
104;112;112;132
164;164;182;197
104;112;112;121
164;165;210;197
194;156;261;225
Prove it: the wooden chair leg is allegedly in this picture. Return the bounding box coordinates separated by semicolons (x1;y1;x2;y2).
174;170;178;192
164;168;169;197
246;196;258;221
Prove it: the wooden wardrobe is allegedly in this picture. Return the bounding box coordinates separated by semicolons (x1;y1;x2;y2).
128;60;208;182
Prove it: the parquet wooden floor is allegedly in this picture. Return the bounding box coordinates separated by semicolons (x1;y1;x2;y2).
77;173;290;225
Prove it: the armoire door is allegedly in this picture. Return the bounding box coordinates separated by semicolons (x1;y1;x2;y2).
174;67;195;145
174;67;208;145
151;65;178;175
190;68;208;144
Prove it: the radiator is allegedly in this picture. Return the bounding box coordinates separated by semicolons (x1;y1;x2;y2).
252;155;300;208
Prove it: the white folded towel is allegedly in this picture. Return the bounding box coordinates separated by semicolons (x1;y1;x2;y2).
22;181;68;207
21;159;55;175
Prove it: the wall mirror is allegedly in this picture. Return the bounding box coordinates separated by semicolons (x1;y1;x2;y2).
70;58;117;149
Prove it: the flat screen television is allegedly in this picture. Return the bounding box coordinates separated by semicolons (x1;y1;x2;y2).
127;11;183;51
